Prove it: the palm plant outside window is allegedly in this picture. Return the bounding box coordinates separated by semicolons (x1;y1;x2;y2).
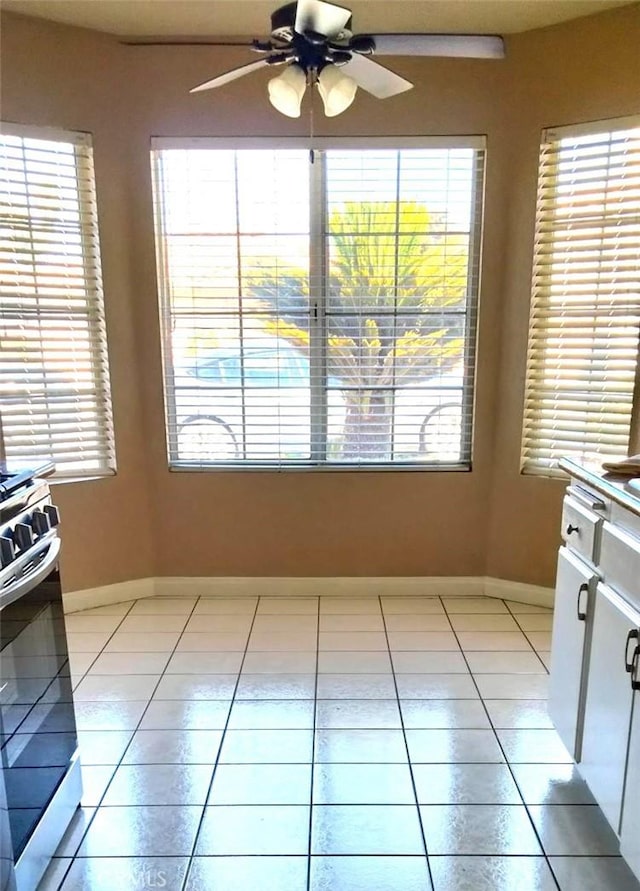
152;138;485;469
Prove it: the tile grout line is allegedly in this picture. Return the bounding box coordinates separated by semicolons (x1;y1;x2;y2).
379;593;435;890
180;596;261;890
46;598;140;890
68;599;138;696
65;595;204;877
305;596;321;891
506;603;552;674
441;597;562;891
50;596;619;891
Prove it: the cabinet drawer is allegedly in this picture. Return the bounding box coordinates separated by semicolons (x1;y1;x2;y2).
600;522;640;611
561;496;603;564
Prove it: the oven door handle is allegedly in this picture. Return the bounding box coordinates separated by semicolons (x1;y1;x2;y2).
0;534;61;611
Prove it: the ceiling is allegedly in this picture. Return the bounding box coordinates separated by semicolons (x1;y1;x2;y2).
1;0;636;39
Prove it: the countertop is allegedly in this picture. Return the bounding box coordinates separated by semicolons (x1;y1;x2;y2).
560;458;640;518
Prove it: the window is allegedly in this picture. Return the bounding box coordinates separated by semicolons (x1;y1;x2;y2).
521;117;640;477
152;138;485;469
0;124;115;478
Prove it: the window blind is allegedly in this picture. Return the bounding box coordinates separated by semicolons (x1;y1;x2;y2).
521;117;640;477
0;125;115;478
151;139;485;469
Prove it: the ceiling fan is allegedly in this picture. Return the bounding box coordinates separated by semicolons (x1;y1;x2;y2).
188;0;505;118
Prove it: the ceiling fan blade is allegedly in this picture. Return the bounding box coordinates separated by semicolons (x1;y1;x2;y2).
126;40;254;47
370;34;505;59
341;54;412;99
190;59;269;93
294;0;352;38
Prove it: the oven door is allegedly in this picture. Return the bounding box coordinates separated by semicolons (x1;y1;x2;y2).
0;531;81;884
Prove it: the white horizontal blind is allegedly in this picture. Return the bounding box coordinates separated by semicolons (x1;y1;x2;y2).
0;125;115;477
151;140;484;469
521;118;640;476
322;149;483;466
153;148;314;467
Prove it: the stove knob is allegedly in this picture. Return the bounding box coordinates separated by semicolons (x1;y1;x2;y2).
14;523;34;552
44;504;61;527
32;509;51;536
0;536;15;567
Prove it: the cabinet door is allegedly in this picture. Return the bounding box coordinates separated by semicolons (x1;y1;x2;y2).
549;547;596;760
621;677;640;876
580;583;640;833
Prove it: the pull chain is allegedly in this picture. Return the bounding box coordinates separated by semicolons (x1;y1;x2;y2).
309;72;315;165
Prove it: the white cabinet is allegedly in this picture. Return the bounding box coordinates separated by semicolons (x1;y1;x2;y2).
553;461;640;882
549;547;596;760
580;583;640;833
621;642;640;875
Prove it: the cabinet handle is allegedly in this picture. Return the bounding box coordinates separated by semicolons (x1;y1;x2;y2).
566;524;580;536
632;647;640;692
576;583;588;621
625;629;639;672
568;486;606;511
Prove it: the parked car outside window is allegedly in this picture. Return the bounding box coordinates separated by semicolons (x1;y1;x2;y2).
172;339;464;463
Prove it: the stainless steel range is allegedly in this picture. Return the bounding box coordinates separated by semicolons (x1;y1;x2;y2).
0;464;82;891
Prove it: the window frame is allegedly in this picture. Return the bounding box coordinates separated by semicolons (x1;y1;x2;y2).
0;122;116;480
151;136;486;472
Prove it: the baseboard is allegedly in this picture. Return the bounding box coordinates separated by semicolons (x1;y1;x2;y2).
153;575;486;598
63;577;155;613
64;575;554;612
483;577;554;609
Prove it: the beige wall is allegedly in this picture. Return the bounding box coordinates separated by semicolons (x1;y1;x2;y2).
486;3;640;584
1;5;638;590
0;15;155;591
126;40;510;582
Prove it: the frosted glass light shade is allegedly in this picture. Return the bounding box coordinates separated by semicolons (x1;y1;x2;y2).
268;64;307;118
318;65;357;117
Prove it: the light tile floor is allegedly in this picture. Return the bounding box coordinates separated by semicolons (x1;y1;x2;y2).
37;595;640;891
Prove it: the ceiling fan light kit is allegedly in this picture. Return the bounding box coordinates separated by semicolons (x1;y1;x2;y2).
266;58;357;118
189;0;505;118
317;64;357;116
268;62;307;117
